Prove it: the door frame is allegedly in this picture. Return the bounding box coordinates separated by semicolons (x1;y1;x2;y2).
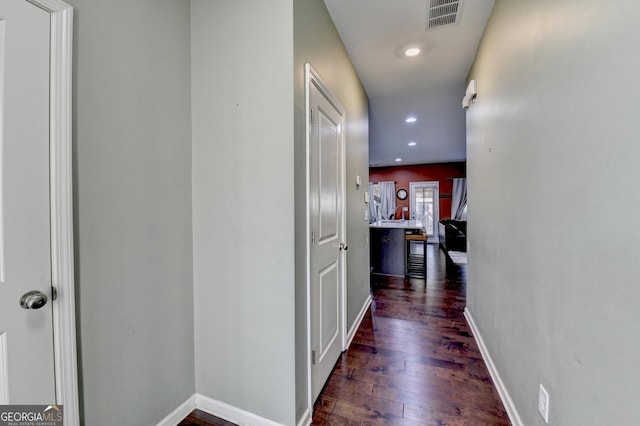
304;63;347;411
26;0;78;424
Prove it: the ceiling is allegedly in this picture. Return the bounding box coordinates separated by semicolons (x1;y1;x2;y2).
323;0;495;167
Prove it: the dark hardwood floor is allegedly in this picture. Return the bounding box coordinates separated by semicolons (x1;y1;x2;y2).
178;245;508;426
311;244;509;425
178;409;236;426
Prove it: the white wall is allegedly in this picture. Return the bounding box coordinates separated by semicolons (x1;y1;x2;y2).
293;1;370;421
467;0;640;424
191;1;296;424
71;0;194;424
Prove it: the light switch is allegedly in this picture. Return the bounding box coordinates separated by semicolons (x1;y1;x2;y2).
356;176;362;187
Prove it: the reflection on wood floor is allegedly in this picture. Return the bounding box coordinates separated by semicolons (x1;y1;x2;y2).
311;244;510;425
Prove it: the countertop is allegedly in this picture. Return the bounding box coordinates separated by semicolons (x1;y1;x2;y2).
369;219;425;230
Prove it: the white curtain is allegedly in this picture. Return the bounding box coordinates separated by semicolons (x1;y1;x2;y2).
450;178;467;220
368;182;378;223
378;181;396;220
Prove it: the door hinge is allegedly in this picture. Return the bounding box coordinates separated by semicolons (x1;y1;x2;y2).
311;229;315;246
51;286;58;301
310;108;314;125
312;350;316;365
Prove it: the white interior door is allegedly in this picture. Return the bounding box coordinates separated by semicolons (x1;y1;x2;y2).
0;0;56;404
308;67;346;403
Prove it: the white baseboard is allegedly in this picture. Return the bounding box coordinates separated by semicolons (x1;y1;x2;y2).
157;393;286;426
158;294;371;426
346;294;372;349
464;307;524;426
296;407;312;426
196;393;286;426
156;394;196;426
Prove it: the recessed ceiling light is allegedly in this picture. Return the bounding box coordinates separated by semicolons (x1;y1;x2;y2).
405;116;417;123
408;141;417;146
395;158;402;162
404;47;421;57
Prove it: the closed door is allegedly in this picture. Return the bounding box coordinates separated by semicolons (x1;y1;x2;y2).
0;0;56;403
308;71;346;403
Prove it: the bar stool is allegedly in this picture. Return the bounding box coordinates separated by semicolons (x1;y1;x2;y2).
405;233;427;278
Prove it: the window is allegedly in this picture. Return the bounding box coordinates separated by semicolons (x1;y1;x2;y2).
410;181;439;240
372;183;381;204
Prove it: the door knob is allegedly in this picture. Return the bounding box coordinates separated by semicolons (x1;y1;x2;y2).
339;242;348;251
19;290;48;310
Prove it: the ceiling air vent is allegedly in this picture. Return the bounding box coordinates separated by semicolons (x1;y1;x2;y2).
427;0;464;30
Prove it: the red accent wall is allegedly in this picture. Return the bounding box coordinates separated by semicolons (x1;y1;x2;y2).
369;162;466;220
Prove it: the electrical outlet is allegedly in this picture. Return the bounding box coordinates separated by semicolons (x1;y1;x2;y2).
538;384;550;423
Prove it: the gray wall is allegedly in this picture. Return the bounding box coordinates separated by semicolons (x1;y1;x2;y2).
466;0;640;424
293;1;370;422
70;1;368;424
71;0;194;424
191;1;296;424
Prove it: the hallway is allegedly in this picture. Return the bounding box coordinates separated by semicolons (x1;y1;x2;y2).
311;245;509;425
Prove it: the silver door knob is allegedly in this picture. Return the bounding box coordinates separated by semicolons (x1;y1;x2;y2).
20;290;48;310
339;242;348;251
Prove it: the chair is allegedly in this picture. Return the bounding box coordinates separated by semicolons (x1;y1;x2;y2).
405;232;427;278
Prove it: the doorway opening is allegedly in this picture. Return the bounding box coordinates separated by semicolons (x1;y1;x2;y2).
409;181;439;243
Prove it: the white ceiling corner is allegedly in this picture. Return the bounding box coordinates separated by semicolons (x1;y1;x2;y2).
323;0;495;166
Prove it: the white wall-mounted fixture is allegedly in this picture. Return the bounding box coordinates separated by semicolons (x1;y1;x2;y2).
355;175;362;187
462;79;477;109
538;384;550;423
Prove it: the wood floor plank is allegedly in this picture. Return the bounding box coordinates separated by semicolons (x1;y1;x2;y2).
320;373;375;402
332;394;404;419
314;395;337;414
331;400;420;426
350;367;500;408
403;399;510;426
311;409;364;426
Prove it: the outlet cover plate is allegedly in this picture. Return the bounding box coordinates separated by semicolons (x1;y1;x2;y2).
538;384;550;423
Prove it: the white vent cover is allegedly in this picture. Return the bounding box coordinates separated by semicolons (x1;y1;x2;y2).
427;0;464;30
